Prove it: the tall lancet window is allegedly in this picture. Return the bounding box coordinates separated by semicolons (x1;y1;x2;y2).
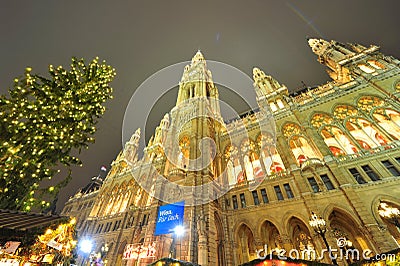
373;108;400;140
133;184;144;207
257;134;285;175
334;104;389;150
146;184;155;206
103;185;118;216
241;139;264;182
119;180;134;213
225;145;244;186
358;96;400;140
110;185;125;215
90;192;106;217
178;136;190;169
311;113;358;156
283;123;320;165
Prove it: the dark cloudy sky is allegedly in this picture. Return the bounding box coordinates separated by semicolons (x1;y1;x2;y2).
0;1;399;212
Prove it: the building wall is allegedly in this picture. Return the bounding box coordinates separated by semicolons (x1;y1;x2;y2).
63;40;400;266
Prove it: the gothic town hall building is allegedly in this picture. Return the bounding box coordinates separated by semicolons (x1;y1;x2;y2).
62;38;400;266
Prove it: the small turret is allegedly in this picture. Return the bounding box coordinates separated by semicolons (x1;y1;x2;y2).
154;113;170;144
252;67;290;112
144;113;170;162
308;38;355;83
176;51;221;115
124;128;141;163
253;67;283;96
307;38;388;83
308;38;354;63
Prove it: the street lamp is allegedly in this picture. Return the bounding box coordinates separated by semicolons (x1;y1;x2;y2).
173;225;185;260
379;202;400;228
100;243;109;265
309;212;337;265
174;225;185;237
79;239;93;254
79;239;93;266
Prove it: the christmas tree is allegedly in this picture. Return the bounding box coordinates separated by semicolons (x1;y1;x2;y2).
0;57;115;211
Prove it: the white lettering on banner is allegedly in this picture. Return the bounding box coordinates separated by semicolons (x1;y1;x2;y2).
157;213;180;223
159;210;172;216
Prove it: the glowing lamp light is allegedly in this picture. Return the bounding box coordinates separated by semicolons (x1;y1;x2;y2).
70;217;77;225
79;239;93;254
173;225;185;237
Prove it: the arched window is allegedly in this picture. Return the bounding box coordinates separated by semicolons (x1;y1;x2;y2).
283;123;320;165
241;139;264;182
178;136;190;169
372;108;400;140
311;113;358;156
269;102;278;112
119;192;131;213
322;126;358;156
357;96;400;141
357;96;385;112
333;105;358;120
224;145;243;186
358;64;375;74
367;60;385;70
110;184;129;215
310;113;333;129
236;224;256;264
257;134;285;175
146;184;155;206
288;217;316;257
378;202;400;244
333;104;389;150
103;185;119;216
345;117;389;149
90;193;106;217
260;221;282;253
329;210;371;254
133;186;143;206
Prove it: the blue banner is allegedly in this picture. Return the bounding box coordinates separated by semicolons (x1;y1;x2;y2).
154;201;185;235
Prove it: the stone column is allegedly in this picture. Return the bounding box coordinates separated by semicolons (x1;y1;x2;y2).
197;214;208;265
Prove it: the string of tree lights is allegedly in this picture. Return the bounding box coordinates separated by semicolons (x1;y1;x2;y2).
0;57;115;212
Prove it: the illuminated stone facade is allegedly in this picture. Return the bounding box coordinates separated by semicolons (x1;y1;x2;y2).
62;39;400;266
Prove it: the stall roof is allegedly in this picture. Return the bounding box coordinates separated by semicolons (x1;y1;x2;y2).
0;209;67;231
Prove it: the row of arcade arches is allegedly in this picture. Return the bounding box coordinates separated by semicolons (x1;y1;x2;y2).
89;175;156;217
234;200;400;265
310;96;400;157
222;95;400;186
224;134;286;187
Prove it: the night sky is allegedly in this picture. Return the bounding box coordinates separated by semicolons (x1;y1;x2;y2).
0;1;399;212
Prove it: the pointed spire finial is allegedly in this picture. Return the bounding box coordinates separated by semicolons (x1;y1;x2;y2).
307;38;330;56
252;67;283;94
129;128;141;142
191;50;205;64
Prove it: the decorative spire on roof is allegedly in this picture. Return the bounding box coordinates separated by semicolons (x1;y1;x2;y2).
176;51;221;115
124;127;141;163
252;67;290;112
252;67;284;95
191;50;205;64
307;38;331;56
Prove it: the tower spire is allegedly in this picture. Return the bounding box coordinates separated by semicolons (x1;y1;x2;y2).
176;51;221;115
124;128;141;163
307;38;355;83
252;67;290;112
191;50;205;63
